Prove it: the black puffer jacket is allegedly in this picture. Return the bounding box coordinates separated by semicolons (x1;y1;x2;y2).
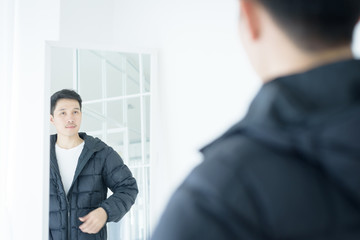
49;132;138;240
152;59;360;239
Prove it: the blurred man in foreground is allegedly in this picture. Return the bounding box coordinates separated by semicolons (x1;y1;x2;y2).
153;0;360;239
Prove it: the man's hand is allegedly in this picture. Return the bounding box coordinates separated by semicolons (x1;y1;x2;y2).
79;207;108;234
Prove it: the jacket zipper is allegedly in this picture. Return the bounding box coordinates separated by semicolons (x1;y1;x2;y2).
53;161;71;240
66;196;70;240
58;174;70;240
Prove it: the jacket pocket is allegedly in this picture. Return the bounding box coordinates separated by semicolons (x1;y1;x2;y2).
96;227;105;240
95;232;101;240
49;230;53;240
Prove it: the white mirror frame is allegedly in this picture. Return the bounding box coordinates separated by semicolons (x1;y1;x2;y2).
45;41;159;239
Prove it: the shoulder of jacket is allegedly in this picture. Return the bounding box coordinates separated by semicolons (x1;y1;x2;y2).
203;134;278;165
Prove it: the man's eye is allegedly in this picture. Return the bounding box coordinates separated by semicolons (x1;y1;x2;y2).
60;112;65;115
74;111;78;114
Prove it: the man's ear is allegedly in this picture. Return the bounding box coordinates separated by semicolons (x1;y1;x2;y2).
239;0;261;40
50;114;54;124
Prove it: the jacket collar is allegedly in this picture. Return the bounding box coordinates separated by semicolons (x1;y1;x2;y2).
200;58;360;206
243;58;360;128
202;58;360;152
50;132;107;196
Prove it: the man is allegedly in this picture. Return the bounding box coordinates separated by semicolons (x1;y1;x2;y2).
49;89;138;240
153;0;360;239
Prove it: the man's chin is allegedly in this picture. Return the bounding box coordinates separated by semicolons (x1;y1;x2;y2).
58;130;79;137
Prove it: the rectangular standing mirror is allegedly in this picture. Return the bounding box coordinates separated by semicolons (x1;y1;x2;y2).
48;42;157;240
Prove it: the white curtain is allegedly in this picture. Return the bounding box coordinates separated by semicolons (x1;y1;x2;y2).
0;0;16;238
0;0;60;239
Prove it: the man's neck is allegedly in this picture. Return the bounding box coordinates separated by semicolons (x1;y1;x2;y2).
56;134;83;149
261;44;354;83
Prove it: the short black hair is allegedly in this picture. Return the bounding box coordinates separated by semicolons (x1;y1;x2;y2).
50;89;82;115
255;0;360;51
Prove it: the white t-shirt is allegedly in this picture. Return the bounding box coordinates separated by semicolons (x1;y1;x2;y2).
55;141;85;194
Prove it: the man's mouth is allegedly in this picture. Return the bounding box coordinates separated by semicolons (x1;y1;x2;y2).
66;125;76;128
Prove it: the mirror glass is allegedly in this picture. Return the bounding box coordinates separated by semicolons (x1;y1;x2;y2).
50;46;153;240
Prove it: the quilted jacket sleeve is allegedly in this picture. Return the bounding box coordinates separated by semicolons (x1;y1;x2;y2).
100;149;138;222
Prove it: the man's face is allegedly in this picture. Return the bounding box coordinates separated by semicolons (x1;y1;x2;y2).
50;98;82;138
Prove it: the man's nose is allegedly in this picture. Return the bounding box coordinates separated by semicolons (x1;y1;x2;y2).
67;118;74;123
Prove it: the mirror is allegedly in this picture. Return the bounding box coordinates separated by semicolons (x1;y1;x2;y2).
49;45;154;239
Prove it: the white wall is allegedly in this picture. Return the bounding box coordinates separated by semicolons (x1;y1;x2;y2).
0;0;60;239
353;23;360;58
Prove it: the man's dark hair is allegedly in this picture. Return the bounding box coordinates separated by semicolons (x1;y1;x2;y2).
50;89;82;115
255;0;360;51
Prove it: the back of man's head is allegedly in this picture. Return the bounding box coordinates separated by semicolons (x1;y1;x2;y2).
255;0;360;51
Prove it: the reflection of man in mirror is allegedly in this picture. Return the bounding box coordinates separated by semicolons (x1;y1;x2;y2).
49;89;138;240
153;0;360;239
